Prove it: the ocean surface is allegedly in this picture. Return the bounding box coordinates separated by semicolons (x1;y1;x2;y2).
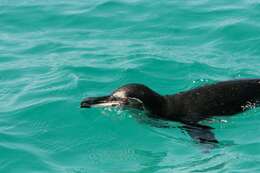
1;0;260;172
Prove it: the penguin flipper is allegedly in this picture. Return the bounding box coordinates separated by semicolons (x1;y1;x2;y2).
181;123;219;144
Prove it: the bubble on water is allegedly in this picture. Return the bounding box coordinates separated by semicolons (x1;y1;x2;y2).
241;101;256;111
206;118;228;124
100;106;136;120
220;119;228;123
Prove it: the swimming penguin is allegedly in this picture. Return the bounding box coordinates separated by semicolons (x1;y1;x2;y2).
81;79;260;144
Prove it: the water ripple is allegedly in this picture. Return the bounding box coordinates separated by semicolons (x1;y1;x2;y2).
1;0;260;172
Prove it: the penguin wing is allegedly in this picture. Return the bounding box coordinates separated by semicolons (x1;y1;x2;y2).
181;123;219;145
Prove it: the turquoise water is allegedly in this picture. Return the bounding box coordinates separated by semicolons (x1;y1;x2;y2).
1;0;260;172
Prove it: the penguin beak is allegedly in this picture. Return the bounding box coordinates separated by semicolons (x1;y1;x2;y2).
80;96;127;108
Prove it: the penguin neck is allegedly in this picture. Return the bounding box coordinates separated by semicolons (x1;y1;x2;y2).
141;93;166;118
140;93;183;122
161;94;182;121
